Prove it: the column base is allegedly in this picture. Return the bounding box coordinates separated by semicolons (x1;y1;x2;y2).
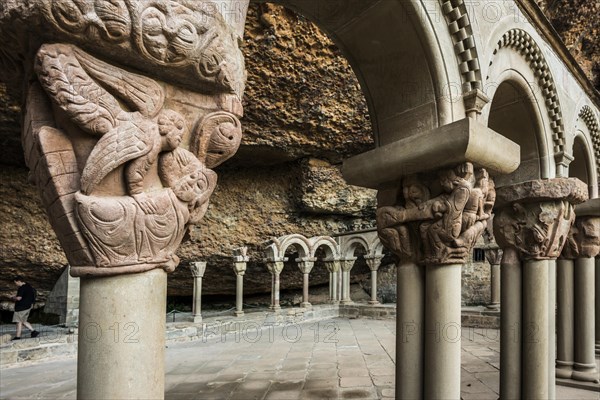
270;305;281;312
572;364;600;383
234;311;245;317
340;300;353;305
596;342;600;355
300;302;312;308
368;300;380;305
192;315;203;324
330;300;340;305
486;303;500;310
556;361;574;379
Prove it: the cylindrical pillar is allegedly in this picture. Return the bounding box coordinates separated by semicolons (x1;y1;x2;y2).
340;270;349;304
547;259;556;399
337;269;343;302
572;257;599;382
329;271;333;301
369;269;379;305
500;247;522;400
488;263;500;309
273;272;281;311
270;273;275;309
596;257;600;355
78;270;166;400
331;271;338;303
522;259;549;400
424;263;462;400
235;273;244;317
556;258;574;379
190;262;207;324
302;273;310;308
396;262;424;399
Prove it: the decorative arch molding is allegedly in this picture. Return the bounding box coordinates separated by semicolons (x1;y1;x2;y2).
264;234;312;261
340;235;371;259
439;0;483;92
488;28;566;156
309;236;340;260
578;105;600;178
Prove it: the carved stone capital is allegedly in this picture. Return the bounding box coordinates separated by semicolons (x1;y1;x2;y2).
484;248;503;266
2;1;248;278
562;216;600;259
266;260;285;276
364;255;384;271
233;262;247;276
323;259;341;273
233;247;250;263
340;258;357;272
190;262;207;278
296;258;317;274
377;163;495;265
494;179;588;261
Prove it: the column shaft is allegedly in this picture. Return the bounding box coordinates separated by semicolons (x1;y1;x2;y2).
301;273;311;308
273;273;281;310
572;257;599;382
235;274;244;316
192;277;203;323
78;270;166;400
556;259;574;379
596;257;600;355
522;259;549;400
341;271;349;304
500;248;522;400
424;263;462;400
488;263;500;309
270;273;275;309
547;259;556;399
369;270;379;305
338;270;343;302
329;272;333;302
331;272;338;304
396;262;424;399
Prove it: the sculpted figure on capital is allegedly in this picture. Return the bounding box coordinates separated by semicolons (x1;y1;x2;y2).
377;162;495;265
0;0;247;277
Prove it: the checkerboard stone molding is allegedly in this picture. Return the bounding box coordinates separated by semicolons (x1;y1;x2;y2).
440;0;483;93
578;105;600;178
489;28;567;156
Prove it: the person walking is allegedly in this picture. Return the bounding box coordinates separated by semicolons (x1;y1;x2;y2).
10;276;39;340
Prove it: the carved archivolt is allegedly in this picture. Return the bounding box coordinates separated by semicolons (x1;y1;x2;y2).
578;105;600;178
439;0;482;93
488;29;566;155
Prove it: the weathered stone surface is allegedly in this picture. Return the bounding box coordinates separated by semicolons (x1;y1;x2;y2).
495;178;588;209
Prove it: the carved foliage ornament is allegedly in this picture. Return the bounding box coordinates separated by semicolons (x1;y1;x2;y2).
377;163;494;265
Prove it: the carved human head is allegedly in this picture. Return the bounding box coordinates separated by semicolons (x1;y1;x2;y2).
158;109;187;149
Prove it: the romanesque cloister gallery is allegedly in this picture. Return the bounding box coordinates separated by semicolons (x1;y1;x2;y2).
0;0;599;399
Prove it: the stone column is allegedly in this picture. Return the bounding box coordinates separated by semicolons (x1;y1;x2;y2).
377;163;496;400
570;200;600;383
266;259;285;311
494;178;588;400
556;257;575;379
365;255;383;305
324;259;341;304
596;256;600;355
232;247;249;317
484;247;502;310
297;258;316;308
190;262;207;324
340;258;357;304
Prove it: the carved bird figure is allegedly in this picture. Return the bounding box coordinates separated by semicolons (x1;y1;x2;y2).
35;43;188;213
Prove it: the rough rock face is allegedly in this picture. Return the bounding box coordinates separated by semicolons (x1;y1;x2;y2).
540;0;600;90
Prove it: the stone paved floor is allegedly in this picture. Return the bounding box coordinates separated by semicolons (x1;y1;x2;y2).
1;318;598;399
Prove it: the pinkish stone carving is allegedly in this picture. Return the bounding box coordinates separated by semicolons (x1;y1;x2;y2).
377;163;494;265
493;178;589;261
561;217;600;259
4;0;246;277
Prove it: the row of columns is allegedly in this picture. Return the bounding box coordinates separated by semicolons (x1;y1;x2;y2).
555;199;600;384
265;255;382;310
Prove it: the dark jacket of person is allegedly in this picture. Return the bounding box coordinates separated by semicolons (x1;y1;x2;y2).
15;283;36;311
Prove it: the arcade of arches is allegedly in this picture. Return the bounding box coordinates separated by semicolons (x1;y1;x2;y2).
0;0;599;399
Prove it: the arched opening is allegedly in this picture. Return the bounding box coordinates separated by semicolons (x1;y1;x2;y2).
251;0;458;147
487;79;547;187
570;134;595;198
